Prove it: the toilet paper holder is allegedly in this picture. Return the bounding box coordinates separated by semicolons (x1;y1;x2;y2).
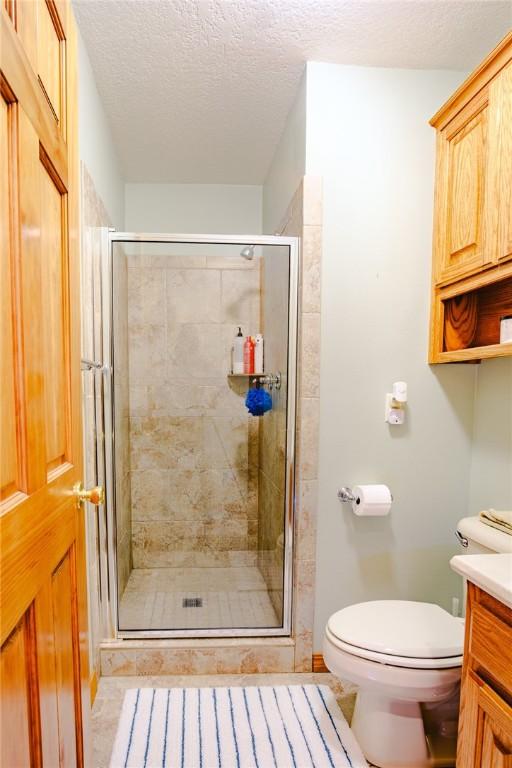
338;487;357;503
338;486;394;504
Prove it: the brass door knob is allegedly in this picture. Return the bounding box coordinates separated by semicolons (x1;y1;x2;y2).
73;482;104;507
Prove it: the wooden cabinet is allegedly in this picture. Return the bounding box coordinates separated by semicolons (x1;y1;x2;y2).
429;33;512;363
457;585;512;767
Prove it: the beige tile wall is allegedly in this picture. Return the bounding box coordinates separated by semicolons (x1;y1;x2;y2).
257;248;289;621
276;176;322;672
126;254;261;572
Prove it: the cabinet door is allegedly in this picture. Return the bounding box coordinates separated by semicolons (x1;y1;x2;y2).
488;62;512;264
480;684;512;767
457;671;512;767
434;89;492;285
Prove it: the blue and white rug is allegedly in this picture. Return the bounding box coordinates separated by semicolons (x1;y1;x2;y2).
109;684;368;767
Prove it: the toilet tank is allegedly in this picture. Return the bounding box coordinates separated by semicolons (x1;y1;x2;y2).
456;516;512;554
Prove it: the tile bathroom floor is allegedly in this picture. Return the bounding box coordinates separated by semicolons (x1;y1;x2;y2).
118;566;279;631
91;672;363;768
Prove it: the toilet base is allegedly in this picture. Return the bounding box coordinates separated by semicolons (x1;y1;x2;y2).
351;691;456;768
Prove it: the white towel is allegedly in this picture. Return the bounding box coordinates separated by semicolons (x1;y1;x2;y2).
479;509;512;535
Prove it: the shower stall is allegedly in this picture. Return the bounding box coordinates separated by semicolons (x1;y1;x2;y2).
90;232;299;639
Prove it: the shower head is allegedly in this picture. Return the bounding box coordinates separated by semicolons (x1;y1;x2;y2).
240;245;255;260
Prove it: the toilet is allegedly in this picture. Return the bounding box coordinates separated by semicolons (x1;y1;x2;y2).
323;516;512;768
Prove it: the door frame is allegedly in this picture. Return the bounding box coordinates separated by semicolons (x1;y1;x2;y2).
99;231;300;639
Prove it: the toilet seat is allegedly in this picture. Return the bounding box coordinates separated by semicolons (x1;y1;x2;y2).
325;626;462;669
327;600;464;670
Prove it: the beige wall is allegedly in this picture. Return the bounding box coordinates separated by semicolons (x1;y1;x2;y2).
469;358;512;514
262;62;511;664
262;71;306;236
306;63;479;650
78;32;124;229
125;251;261;571
125;183;262;234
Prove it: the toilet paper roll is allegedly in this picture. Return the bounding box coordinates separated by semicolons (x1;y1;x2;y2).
352;484;392;516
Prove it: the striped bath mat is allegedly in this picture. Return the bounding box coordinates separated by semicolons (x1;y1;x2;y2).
109;684;367;767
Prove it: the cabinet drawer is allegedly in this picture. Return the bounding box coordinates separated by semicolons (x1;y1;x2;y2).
469;602;512;693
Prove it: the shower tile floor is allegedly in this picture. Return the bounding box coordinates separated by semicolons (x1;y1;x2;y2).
118;566;279;630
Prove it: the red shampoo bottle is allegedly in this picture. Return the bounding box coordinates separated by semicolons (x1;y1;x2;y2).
243;336;255;374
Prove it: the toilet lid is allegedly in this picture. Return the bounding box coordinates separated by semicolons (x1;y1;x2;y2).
327;601;464;659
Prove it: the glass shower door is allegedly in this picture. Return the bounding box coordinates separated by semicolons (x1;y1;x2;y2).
107;235;298;637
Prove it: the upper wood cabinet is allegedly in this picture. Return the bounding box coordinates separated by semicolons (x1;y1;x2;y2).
429;32;512;363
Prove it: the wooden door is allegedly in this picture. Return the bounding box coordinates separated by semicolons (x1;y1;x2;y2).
1;1;89;766
433;87;493;285
488;61;512;265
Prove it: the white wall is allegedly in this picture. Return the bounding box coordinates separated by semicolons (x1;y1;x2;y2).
469;358;512;514
78;32;125;228
124;183;262;234
305;63;478;649
263;71;307;234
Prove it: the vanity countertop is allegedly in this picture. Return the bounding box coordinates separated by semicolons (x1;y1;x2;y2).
450;553;512;610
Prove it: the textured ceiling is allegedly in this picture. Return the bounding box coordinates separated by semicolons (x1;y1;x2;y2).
73;0;511;184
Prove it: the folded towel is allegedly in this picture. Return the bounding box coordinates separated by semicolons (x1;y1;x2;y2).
479;509;512;536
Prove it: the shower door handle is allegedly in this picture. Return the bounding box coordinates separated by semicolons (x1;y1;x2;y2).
73;482;105;508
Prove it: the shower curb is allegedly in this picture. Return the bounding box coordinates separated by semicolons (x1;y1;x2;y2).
100;637;296;676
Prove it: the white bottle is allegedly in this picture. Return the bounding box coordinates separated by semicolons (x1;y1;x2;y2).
233;327;244;374
254;334;264;374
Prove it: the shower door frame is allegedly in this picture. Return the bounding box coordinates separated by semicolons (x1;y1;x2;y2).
102;231;300;639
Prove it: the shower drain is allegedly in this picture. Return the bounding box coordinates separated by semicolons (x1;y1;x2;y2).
182;597;203;608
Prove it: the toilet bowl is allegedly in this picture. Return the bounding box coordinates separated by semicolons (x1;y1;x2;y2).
323;600;463;768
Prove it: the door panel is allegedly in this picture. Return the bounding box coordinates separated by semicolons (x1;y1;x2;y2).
479;682;512;767
435;91;490;284
40;157;70;474
1;1;88;765
35;581;62;768
457;671;512;767
0;94;20;502
37;0;64;127
52;553;79;768
447;111;486;262
490;62;512;264
0;622;32;768
15;0;38;73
